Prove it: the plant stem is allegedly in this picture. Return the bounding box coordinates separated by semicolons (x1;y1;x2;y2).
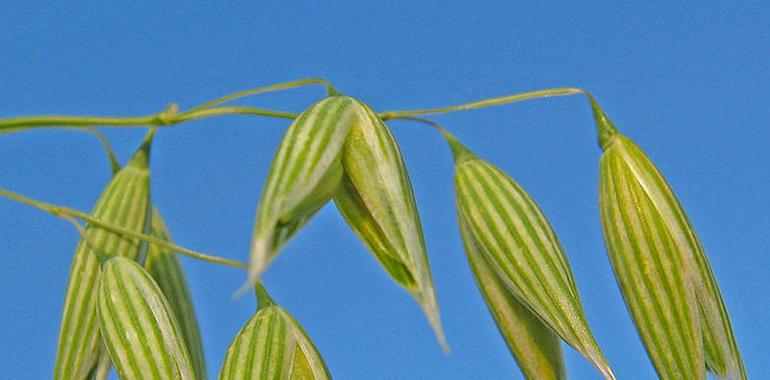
0;77;337;133
187;77;336;112
378;87;584;120
0;105;297;133
389;116;474;163
386;89;620;152
0;187;246;270
81;127;121;174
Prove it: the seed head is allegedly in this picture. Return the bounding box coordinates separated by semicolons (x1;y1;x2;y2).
98;256;195;380
445;129;614;379
334;101;446;350
219;285;330;380
592;97;746;379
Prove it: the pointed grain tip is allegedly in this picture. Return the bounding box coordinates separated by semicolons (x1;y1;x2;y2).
127;127;157;168
437;332;451;355
423;304;450;354
438;128;474;164
585;93;618;150
255;283;277;310
601;366;616;380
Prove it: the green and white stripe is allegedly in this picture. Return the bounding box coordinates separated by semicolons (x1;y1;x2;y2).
249;96;360;286
219;287;330;380
459;213;565;380
146;208;207;379
333;101;445;348
98;256;195;380
446;132;614;379
599;134;745;379
54;131;154;380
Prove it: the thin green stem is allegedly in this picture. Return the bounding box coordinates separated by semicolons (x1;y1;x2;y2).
0;113;165;130
82;128;121;174
0;187;246;270
388;116;445;131
378;87;584;120
0;105;297;133
0;78;335;133
382;88;619;150
187;77;336;112
389;116;473;162
41;127;122;173
174;106;297;122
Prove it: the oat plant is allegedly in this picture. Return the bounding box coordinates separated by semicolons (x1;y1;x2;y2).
0;79;745;379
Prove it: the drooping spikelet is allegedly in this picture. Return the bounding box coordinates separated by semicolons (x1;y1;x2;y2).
98;256;195;380
592;97;745;380
444;129;614;379
219;285;330;380
459;214;566;380
248;96;360;287
54;129;155;380
145;208;207;379
248;95;446;347
334;102;446;349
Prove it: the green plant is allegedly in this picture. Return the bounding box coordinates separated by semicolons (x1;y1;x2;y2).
0;79;745;379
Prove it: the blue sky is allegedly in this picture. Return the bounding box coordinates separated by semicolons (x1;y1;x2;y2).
1;2;768;379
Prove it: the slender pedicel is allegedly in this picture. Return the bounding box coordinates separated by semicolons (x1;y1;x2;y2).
378;88;583;120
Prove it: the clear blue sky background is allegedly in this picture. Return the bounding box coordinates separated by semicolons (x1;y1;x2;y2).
1;2;768;379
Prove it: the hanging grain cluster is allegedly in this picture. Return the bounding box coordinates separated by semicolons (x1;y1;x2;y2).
0;80;746;380
248;95;445;347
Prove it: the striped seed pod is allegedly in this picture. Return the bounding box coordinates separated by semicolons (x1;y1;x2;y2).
593;100;745;379
333;101;445;349
145;207;207;379
219;285;330;380
444;130;614;379
248;96;362;287
97;256;195;380
459;214;566;380
54;130;155;380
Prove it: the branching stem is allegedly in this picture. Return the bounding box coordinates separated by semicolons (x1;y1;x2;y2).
0;77;336;133
0;187;246;270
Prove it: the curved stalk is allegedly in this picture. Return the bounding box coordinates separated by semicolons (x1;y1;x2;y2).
187;77;336;112
0;77;337;133
0;187;246;270
378;88;584;120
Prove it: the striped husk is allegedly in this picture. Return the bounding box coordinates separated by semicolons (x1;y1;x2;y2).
334;102;445;348
446;132;614;379
599;134;745;379
248;96;360;287
98;256;195;380
54;131;154;380
459;214;566;380
219;292;330;379
145;208;207;379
